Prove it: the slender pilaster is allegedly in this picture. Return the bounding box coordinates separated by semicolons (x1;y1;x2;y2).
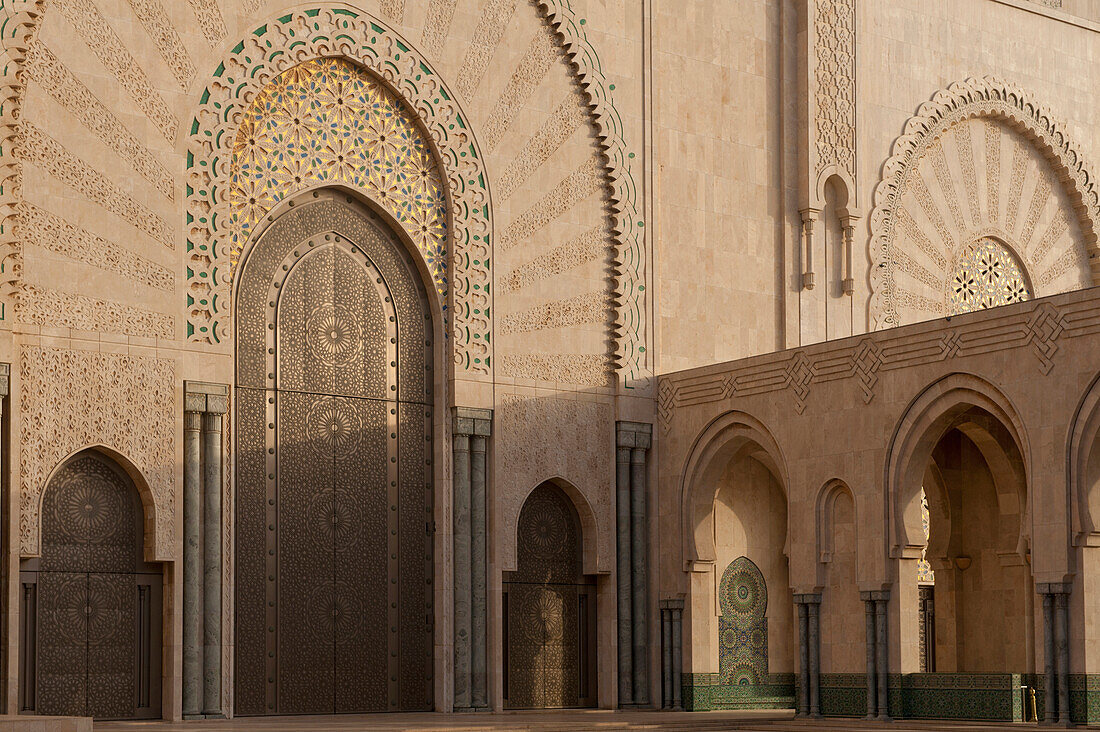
1055;587;1071;725
630;443;649;705
796;597;809;716
452;408;491;712
671;604;682;711
660;607;671;709
182;408;203;719
615;443;633;706
451;426;471;711
1041;587;1056;724
874;591;890;722
861;592;877;719
470;424;490;710
807;594;821;718
184;381;229;720
201;401;227;718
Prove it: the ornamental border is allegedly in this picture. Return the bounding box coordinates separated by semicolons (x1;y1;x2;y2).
535;0;649;387
869;76;1100;331
186;6;492;375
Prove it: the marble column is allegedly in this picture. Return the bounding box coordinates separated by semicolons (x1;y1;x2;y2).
796;597;809;716
615;443;633;706
201;397;227;718
671;603;682;711
861;592;877;720
451;429;471;711
616;422;652;707
630;443;648;705
452;408;491;712
874;591;890;722
660;607;671;709
807;594;821;718
1041;587;1055;724
1055;587;1071;724
470;430;488;710
182;409;203;718
183;381;229;719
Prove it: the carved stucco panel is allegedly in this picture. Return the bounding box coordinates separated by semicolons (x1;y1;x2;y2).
496;393;613;574
19;347;175;559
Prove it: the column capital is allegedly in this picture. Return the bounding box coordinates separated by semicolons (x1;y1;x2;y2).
184;381;229;414
0;362;10;397
659;598;685;611
793;592;822;604
1037;581;1072;595
616;421;652;449
452;407;491;437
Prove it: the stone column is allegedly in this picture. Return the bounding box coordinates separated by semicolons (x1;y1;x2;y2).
470;426;489;710
617;422;652;707
671;603;683;711
183;381;229;719
659;598;684;710
452;408;491;712
201;393;227;718
1055;587;1071;724
630;441;648;705
861;592;877;720
1040;586;1055;724
874;591;890;722
807;594;821;718
615;442;633;706
182;408;203;718
795;597;809;716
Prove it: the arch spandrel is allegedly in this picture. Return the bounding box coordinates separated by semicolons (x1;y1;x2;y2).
870;77;1100;330
187;7;491;376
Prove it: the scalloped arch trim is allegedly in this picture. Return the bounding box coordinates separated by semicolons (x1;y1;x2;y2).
869;76;1100;330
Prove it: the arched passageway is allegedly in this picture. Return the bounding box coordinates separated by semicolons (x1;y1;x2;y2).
503;482;596;709
233;189;435;715
20;450;162;720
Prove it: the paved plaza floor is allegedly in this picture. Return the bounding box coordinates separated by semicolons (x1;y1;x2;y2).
92;710;1086;731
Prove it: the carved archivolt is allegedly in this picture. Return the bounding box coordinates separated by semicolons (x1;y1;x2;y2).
19;347;176;559
534;1;648;386
187;7;492;375
870;77;1100;330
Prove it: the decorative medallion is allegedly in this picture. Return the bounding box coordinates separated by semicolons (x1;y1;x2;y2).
305;399;363;459
305;301;364;367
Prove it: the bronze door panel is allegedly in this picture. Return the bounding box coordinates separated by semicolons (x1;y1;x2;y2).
36;572;87;717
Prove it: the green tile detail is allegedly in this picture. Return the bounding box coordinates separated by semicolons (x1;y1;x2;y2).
682;672;795;712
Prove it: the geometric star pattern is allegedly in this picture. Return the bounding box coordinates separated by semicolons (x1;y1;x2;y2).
948;238;1031;316
231;58;448;296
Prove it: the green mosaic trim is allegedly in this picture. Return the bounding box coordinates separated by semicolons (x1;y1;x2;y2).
536;1;648;386
187;6;492;374
682;672;795;711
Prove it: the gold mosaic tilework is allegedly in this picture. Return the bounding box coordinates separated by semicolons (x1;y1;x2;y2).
231;58;448;296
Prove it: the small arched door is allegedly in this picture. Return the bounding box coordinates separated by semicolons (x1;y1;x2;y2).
20;451;162;720
503;482;596;709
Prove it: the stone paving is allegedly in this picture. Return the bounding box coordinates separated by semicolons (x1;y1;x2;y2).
92;710;1086;732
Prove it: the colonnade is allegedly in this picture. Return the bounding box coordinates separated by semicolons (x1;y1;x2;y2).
616;422;652;707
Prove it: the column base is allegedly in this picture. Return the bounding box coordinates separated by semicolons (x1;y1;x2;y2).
876;714;892;722
201;713;227;720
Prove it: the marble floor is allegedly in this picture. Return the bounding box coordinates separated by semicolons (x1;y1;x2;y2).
92;710;1082;732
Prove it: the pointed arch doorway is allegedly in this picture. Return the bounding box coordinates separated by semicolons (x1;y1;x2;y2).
19;450;163;720
503;482;597;709
234;191;435;715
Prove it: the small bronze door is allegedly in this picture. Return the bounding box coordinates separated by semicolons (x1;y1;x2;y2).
20;452;162;720
503;483;596;709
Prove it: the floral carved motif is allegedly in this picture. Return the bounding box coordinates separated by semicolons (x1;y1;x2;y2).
814;0;855;179
187;7;492;375
870;77;1100;329
20;347;176;559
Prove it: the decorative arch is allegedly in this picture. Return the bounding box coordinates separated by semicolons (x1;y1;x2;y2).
37;444;164;563
885;372;1030;557
869;76;1100;329
186;6;491;376
504;477;601;576
1067;369;1100;542
678;411;789;569
816;479;857;566
533;1;648;386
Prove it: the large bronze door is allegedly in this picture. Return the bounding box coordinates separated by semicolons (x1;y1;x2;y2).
235;193;433;715
503;483;596;709
20;452;162;720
